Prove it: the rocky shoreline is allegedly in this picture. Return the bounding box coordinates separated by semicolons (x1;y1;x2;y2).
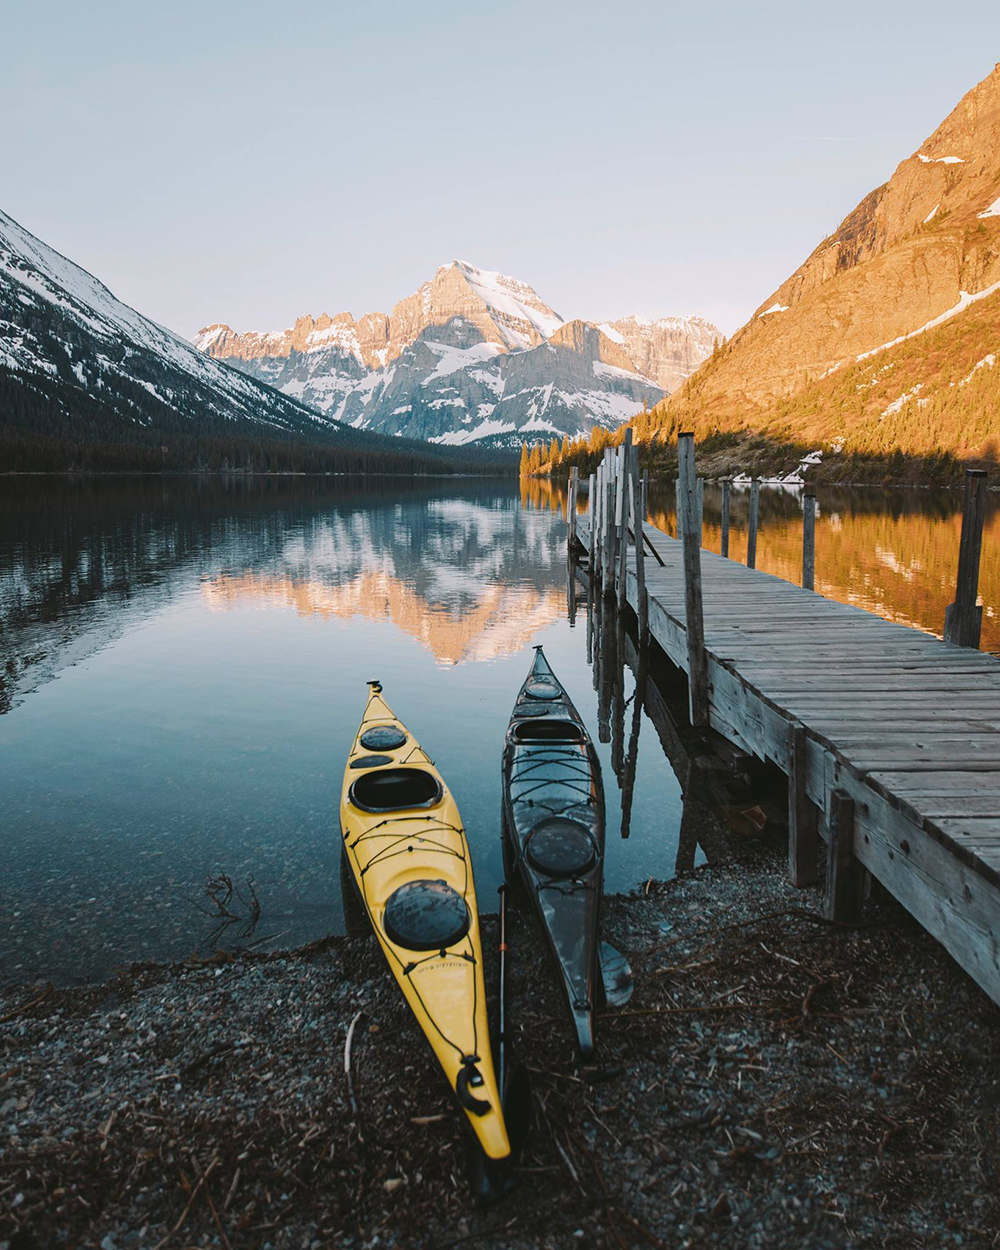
2;852;998;1249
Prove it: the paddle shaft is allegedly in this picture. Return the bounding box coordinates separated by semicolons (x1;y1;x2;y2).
498;884;508;1096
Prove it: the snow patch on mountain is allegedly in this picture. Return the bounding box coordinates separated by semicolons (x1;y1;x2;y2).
451;261;564;346
978;195;1000;219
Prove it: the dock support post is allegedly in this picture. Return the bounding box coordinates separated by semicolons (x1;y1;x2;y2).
603;450;616;599
568;466;579;550
944;468;987;648
826;790;864;922
593;464;601;577
677;432;710;728
788;724;819;887
802;490;816;591
641;471;648;529
631;445;648;641
746;479;760;569
720;478;731;558
587;471;596;583
617;432;632;610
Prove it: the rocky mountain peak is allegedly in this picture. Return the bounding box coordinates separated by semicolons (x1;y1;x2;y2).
194;261;719;446
654;61;1000;458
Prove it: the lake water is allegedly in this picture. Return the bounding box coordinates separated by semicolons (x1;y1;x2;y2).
3;475;996;984
0;477;686;984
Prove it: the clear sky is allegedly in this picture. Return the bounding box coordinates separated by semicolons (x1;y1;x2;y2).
4;0;999;338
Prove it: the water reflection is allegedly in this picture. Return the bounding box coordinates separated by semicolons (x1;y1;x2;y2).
538;475;1000;652
0;477;685;983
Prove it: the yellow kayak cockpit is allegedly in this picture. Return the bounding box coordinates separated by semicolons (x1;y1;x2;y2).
340;682;511;1163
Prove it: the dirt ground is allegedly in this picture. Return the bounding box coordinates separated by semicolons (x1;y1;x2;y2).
2;846;998;1250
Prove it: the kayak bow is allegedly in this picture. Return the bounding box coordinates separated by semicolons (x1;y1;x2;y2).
340;681;510;1162
501;647;606;1057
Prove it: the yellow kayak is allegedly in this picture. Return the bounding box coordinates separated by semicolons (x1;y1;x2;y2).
340;681;511;1163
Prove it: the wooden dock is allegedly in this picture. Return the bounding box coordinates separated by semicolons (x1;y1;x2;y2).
572;456;1000;1008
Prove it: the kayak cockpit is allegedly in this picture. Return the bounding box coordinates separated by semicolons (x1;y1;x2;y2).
348;767;442;812
509;718;585;744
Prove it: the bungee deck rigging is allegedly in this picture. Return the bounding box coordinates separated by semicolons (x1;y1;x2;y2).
502;647;606;1057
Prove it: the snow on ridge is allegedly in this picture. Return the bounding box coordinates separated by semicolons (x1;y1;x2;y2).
881;384;924;418
923;203;940;224
420;339;502;384
428;417;516;445
592;359;650;383
450;259;565;344
596;321;626;344
856;280;1000;362
953;354;996;387
192;324;230;350
0;207;324;425
916;153;965;164
758;302;789;317
978;195;1000;219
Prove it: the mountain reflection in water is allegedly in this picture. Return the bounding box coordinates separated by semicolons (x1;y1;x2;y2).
0;477;686;983
5;473;995;984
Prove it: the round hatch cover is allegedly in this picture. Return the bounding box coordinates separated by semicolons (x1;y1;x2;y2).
526;818;597;878
360;725;408;751
383;880;470;951
349;754;393;769
525;678;561;701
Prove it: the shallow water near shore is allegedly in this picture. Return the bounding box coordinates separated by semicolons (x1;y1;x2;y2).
3;475;998;984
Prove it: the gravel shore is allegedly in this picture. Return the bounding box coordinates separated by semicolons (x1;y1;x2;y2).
2;851;998;1250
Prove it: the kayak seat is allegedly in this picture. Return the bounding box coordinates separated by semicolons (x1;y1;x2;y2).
511;719;584;744
383;880;471;951
525;818;597;878
349;753;394;769
524;678;561;701
349;767;442;812
360;725;408;751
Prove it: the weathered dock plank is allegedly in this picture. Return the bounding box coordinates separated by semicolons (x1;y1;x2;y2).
576;514;1000;1006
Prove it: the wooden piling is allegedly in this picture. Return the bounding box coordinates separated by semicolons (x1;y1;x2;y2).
677;432;710;727
568;466;579;549
617;433;632;609
746;479;760;570
641;470;648;531
587;471;596;583
603;451;616;599
788;724;819;887
631;446;648;640
944;468;987;648
802;490;816;591
720;478;731;558
826;790;865;923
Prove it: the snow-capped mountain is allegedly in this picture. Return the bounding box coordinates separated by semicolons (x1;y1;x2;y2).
195;262;718;446
0;207;339;442
0;210;507;472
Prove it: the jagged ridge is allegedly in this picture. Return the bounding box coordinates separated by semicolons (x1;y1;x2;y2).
195;261;718;445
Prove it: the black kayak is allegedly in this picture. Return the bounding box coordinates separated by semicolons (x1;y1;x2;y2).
501;646;606;1057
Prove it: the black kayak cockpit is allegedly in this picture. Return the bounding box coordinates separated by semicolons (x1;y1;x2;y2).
525;817;597;879
511;719;585;744
360;725;408;751
349;767;441;812
383;879;471;951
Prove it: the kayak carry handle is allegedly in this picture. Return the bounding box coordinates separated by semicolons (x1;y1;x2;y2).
456;1060;491;1117
367;679;382;693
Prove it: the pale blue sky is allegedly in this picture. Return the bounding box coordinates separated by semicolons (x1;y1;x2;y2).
4;0;998;337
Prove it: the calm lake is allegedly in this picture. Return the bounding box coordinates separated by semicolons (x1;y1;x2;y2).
2;475;997;984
